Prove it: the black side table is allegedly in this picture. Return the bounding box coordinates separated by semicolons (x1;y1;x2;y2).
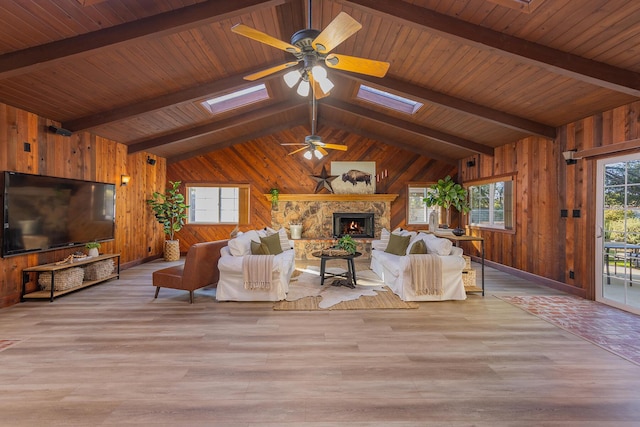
312;251;362;288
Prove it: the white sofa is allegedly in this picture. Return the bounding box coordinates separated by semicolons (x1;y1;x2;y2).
216;229;296;301
370;230;467;301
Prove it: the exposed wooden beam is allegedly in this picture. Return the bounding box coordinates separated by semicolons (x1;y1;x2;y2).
0;0;287;79
128;99;302;154
63;63;289;131
344;0;640;96
167;118;307;164
576;138;640;159
323;98;494;156
323;119;457;165
339;72;556;139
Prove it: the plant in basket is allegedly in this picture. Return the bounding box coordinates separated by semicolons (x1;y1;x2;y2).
336;235;357;255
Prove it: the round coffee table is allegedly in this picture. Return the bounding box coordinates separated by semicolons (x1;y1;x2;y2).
312;250;362;288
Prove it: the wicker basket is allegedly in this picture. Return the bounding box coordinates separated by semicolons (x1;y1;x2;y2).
39;267;85;291
83;259;115;281
462;255;471;270
462;269;477;288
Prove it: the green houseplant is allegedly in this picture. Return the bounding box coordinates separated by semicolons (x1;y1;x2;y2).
337;235;357;255
85;241;101;257
147;181;189;261
423;175;470;234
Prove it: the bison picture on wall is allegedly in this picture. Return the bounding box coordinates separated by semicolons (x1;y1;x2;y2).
330;161;376;194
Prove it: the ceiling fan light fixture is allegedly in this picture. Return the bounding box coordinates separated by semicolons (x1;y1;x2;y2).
303;150;313;160
318;77;334;93
314;149;324;159
297;80;310;97
283;69;301;88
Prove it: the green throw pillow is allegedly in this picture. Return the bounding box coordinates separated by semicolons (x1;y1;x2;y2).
250;240;270;255
260;232;283;255
409;239;427;254
384;233;411;256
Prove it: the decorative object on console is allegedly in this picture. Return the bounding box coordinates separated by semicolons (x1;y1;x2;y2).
146;181;189;261
289;223;303;239
331;161;376;194
423;175;470;234
311;166;338;193
85;241;101;257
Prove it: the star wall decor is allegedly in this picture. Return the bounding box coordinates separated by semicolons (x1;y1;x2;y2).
311;165;338;193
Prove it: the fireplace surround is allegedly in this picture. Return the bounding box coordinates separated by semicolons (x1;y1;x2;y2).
333;212;375;238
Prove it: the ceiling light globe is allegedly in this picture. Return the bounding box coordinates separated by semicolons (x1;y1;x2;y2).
303;150;313;160
318;78;334;94
312;65;327;80
283;70;301;88
297;80;310;97
314;149;323;159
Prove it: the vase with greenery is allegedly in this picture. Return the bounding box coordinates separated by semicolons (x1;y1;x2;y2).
146;181;189;261
269;188;279;209
423;175;470;234
85;241;101;257
337;235;357;254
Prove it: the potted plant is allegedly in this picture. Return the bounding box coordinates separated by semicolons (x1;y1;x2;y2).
423;175;470;235
269;188;279;210
147;181;189;261
337;235;357;255
85;241;101;257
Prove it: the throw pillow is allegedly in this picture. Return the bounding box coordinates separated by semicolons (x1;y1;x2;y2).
228;230;259;256
261;227;291;251
250;240;270;255
409;239;427;254
425;236;453;256
260;232;283;255
384;233;411;256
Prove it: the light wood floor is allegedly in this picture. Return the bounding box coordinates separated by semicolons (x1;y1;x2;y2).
1;259;640;426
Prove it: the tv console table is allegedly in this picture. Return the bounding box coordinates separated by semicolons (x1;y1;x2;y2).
22;253;120;302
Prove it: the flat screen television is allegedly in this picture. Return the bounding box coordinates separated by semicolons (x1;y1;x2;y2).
1;171;116;257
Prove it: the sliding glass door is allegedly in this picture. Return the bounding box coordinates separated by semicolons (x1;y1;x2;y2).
596;153;640;315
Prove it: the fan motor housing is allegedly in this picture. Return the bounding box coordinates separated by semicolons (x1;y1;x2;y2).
291;29;321;51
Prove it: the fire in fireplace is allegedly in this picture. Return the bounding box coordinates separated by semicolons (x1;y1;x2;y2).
333;212;375;238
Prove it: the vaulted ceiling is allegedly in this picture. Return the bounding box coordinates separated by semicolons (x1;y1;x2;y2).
1;0;639;165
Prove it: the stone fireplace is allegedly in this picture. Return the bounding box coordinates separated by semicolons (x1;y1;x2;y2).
268;193;397;259
333;212;375;238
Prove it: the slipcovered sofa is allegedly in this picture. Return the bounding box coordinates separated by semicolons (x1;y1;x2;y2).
370;230;467;301
216;228;296;301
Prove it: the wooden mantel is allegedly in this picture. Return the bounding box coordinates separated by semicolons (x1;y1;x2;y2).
264;194;399;203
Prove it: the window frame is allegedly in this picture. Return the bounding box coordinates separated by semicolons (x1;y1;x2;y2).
466;174;516;232
406;182;441;226
185;183;250;225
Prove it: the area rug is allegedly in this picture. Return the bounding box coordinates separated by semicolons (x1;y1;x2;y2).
274;267;418;310
498;295;640;366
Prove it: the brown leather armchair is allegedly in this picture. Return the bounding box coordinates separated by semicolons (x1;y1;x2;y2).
152;239;228;303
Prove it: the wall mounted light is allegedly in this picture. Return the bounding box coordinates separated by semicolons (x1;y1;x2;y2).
466;158;476;168
121;174;131;186
562;149;580;165
147;156;157;165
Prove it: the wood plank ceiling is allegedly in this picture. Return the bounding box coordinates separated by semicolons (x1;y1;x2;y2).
0;0;639;164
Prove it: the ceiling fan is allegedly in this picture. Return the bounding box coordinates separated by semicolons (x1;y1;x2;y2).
281;96;347;158
231;0;390;98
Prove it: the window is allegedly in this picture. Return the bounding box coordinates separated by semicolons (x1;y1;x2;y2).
468;176;514;230
356;84;423;114
201;84;268;115
407;184;440;225
186;184;250;224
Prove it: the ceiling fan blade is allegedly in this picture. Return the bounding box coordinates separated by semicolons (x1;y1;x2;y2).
231;24;301;54
309;74;330;99
321;143;348;151
312;12;362;54
325;53;390;78
316;146;329;156
280;143;306;146
287;146;309;155
243;61;299;81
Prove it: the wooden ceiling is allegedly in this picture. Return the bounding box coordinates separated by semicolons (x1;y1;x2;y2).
1;0;639;164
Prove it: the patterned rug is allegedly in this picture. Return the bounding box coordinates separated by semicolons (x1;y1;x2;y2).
274;268;418;310
499;295;640;365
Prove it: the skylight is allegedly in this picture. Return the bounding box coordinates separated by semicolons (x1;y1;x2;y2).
202;84;268;115
356;84;422;115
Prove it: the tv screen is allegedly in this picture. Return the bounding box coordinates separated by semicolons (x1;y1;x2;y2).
1;171;116;257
